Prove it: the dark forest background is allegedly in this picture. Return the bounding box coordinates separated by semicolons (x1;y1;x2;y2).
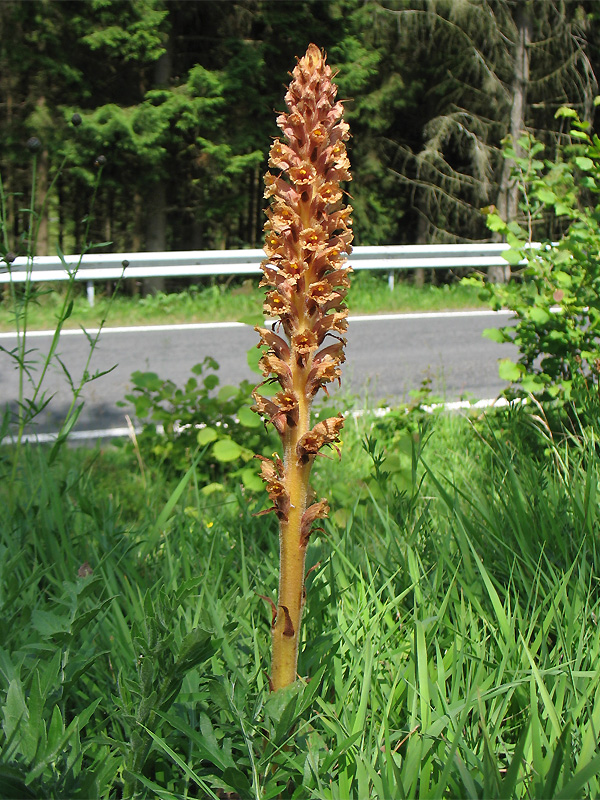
1;0;599;261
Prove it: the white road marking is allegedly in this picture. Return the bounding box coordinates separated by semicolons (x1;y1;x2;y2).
0;309;512;339
0;320;247;339
349;309;512;322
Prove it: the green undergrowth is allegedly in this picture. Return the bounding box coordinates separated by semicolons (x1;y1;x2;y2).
2;396;600;798
0;272;485;332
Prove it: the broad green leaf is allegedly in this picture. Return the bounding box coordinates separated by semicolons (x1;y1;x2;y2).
240;467;263;492
555;202;572;215
30;609;71;637
554;270;573;287
483;327;507;343
197;427;218;446
237;404;261;428
247;344;264;374
498;359;523;382
203;373;219;391
506;232;527;250
535;187;557;204
131;371;162;390
581;349;600;362
521;375;545;393
2;680;28;741
177;628;216;670
200;482;225;495
264;681;301;729
553;249;572;264
47;705;65;750
221;768;252;798
486;213;506;232
212;437;242;462
529;307;550;325
555;106;578;118
199;713;234;771
70;597;114;637
218;384;239;402
575;156;594;171
501;248;523;266
507;220;528;238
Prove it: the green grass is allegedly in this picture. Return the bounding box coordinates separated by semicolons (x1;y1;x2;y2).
0;273;486;331
2;396;600;798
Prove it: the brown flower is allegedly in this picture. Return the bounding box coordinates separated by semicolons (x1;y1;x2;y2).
255;455;290;521
269;141;300;171
255;327;290;361
289;163;317;185
300;499;330;545
296;414;344;463
292;329;319;359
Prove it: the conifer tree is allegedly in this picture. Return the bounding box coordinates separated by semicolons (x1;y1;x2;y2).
378;0;597;255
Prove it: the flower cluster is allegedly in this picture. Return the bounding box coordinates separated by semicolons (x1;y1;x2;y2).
252;43;352;690
253;43;352;540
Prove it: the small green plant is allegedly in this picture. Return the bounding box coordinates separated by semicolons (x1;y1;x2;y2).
122;355;275;490
0;120;119;476
0;571;117;798
117;586;218;798
467;105;600;402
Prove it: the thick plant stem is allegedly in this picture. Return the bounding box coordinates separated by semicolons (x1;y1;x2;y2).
253;43;352;691
272;400;311;690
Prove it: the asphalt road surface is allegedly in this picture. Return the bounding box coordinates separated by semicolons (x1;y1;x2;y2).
0;310;518;437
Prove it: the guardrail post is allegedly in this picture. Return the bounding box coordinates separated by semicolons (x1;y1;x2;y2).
86;280;95;307
388;270;395;292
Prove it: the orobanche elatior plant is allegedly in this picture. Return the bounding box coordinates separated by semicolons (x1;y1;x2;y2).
252;44;353;692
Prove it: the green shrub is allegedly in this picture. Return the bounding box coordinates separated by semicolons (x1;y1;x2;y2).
120;355;276;490
467;105;600;402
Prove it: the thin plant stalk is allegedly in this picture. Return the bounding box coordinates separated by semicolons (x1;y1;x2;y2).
253;44;353;691
2;140;108;482
16;151;39;436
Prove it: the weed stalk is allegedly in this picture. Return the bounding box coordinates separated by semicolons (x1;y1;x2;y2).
0;127;113;486
252;44;352;691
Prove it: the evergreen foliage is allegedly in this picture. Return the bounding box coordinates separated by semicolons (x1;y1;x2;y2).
0;0;597;257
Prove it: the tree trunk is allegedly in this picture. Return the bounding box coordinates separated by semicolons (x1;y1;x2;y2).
142;182;167;296
413;213;428;287
492;1;532;283
35;143;49;256
142;45;172;296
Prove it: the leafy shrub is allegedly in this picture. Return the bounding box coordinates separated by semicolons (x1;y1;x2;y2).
467;105;600;402
121;355;276;490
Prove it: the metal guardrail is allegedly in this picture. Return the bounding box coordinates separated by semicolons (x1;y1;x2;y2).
0;243;513;305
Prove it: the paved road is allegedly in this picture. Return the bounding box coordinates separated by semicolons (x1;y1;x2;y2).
0;310;517;436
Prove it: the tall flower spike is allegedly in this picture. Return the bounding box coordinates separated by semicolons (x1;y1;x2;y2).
253;43;352;692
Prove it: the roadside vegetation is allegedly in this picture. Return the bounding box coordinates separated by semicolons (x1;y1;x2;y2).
3;398;600;798
0;272;486;332
4;19;600;800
